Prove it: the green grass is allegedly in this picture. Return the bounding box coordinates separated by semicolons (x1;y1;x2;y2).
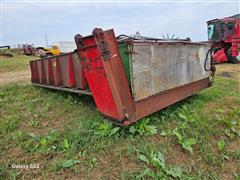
0;52;35;73
0;75;239;179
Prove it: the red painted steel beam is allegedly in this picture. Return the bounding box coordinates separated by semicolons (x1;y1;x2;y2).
75;33;124;121
92;28;136;121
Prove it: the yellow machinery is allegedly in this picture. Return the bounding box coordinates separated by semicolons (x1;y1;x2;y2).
36;45;61;57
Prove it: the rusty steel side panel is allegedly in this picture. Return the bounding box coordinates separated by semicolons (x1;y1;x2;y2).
36;60;46;84
57;54;77;88
72;53;84;89
134;78;211;121
58;55;69;87
30;52;87;89
131;42;211;101
30;61;39;83
42;59;49;84
51;57;62;86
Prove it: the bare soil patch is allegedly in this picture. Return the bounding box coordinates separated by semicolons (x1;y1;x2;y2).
0;70;30;86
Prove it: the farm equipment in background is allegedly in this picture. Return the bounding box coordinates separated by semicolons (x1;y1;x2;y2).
0;45;11;49
30;28;215;126
207;14;240;63
36;45;61;58
0;45;13;57
21;44;36;56
20;44;61;57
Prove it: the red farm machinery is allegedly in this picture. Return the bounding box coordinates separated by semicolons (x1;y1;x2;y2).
21;44;36;56
207;14;240;63
30;28;215;126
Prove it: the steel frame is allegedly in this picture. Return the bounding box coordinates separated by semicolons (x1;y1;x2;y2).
31;28;214;126
75;28;213;125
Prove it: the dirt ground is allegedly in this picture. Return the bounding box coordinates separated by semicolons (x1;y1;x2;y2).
216;64;240;80
0;70;30;87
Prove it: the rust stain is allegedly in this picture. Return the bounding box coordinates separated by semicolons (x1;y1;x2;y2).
195;51;200;61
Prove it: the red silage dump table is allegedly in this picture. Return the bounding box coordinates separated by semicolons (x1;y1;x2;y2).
30;28;215;125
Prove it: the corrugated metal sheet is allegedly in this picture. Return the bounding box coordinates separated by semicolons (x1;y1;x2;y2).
131;42;211;101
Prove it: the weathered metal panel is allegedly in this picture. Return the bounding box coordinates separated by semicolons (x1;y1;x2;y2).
36;60;45;84
43;59;49;84
131;42;211;101
58;55;70;87
72;52;84;89
30;61;39;83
